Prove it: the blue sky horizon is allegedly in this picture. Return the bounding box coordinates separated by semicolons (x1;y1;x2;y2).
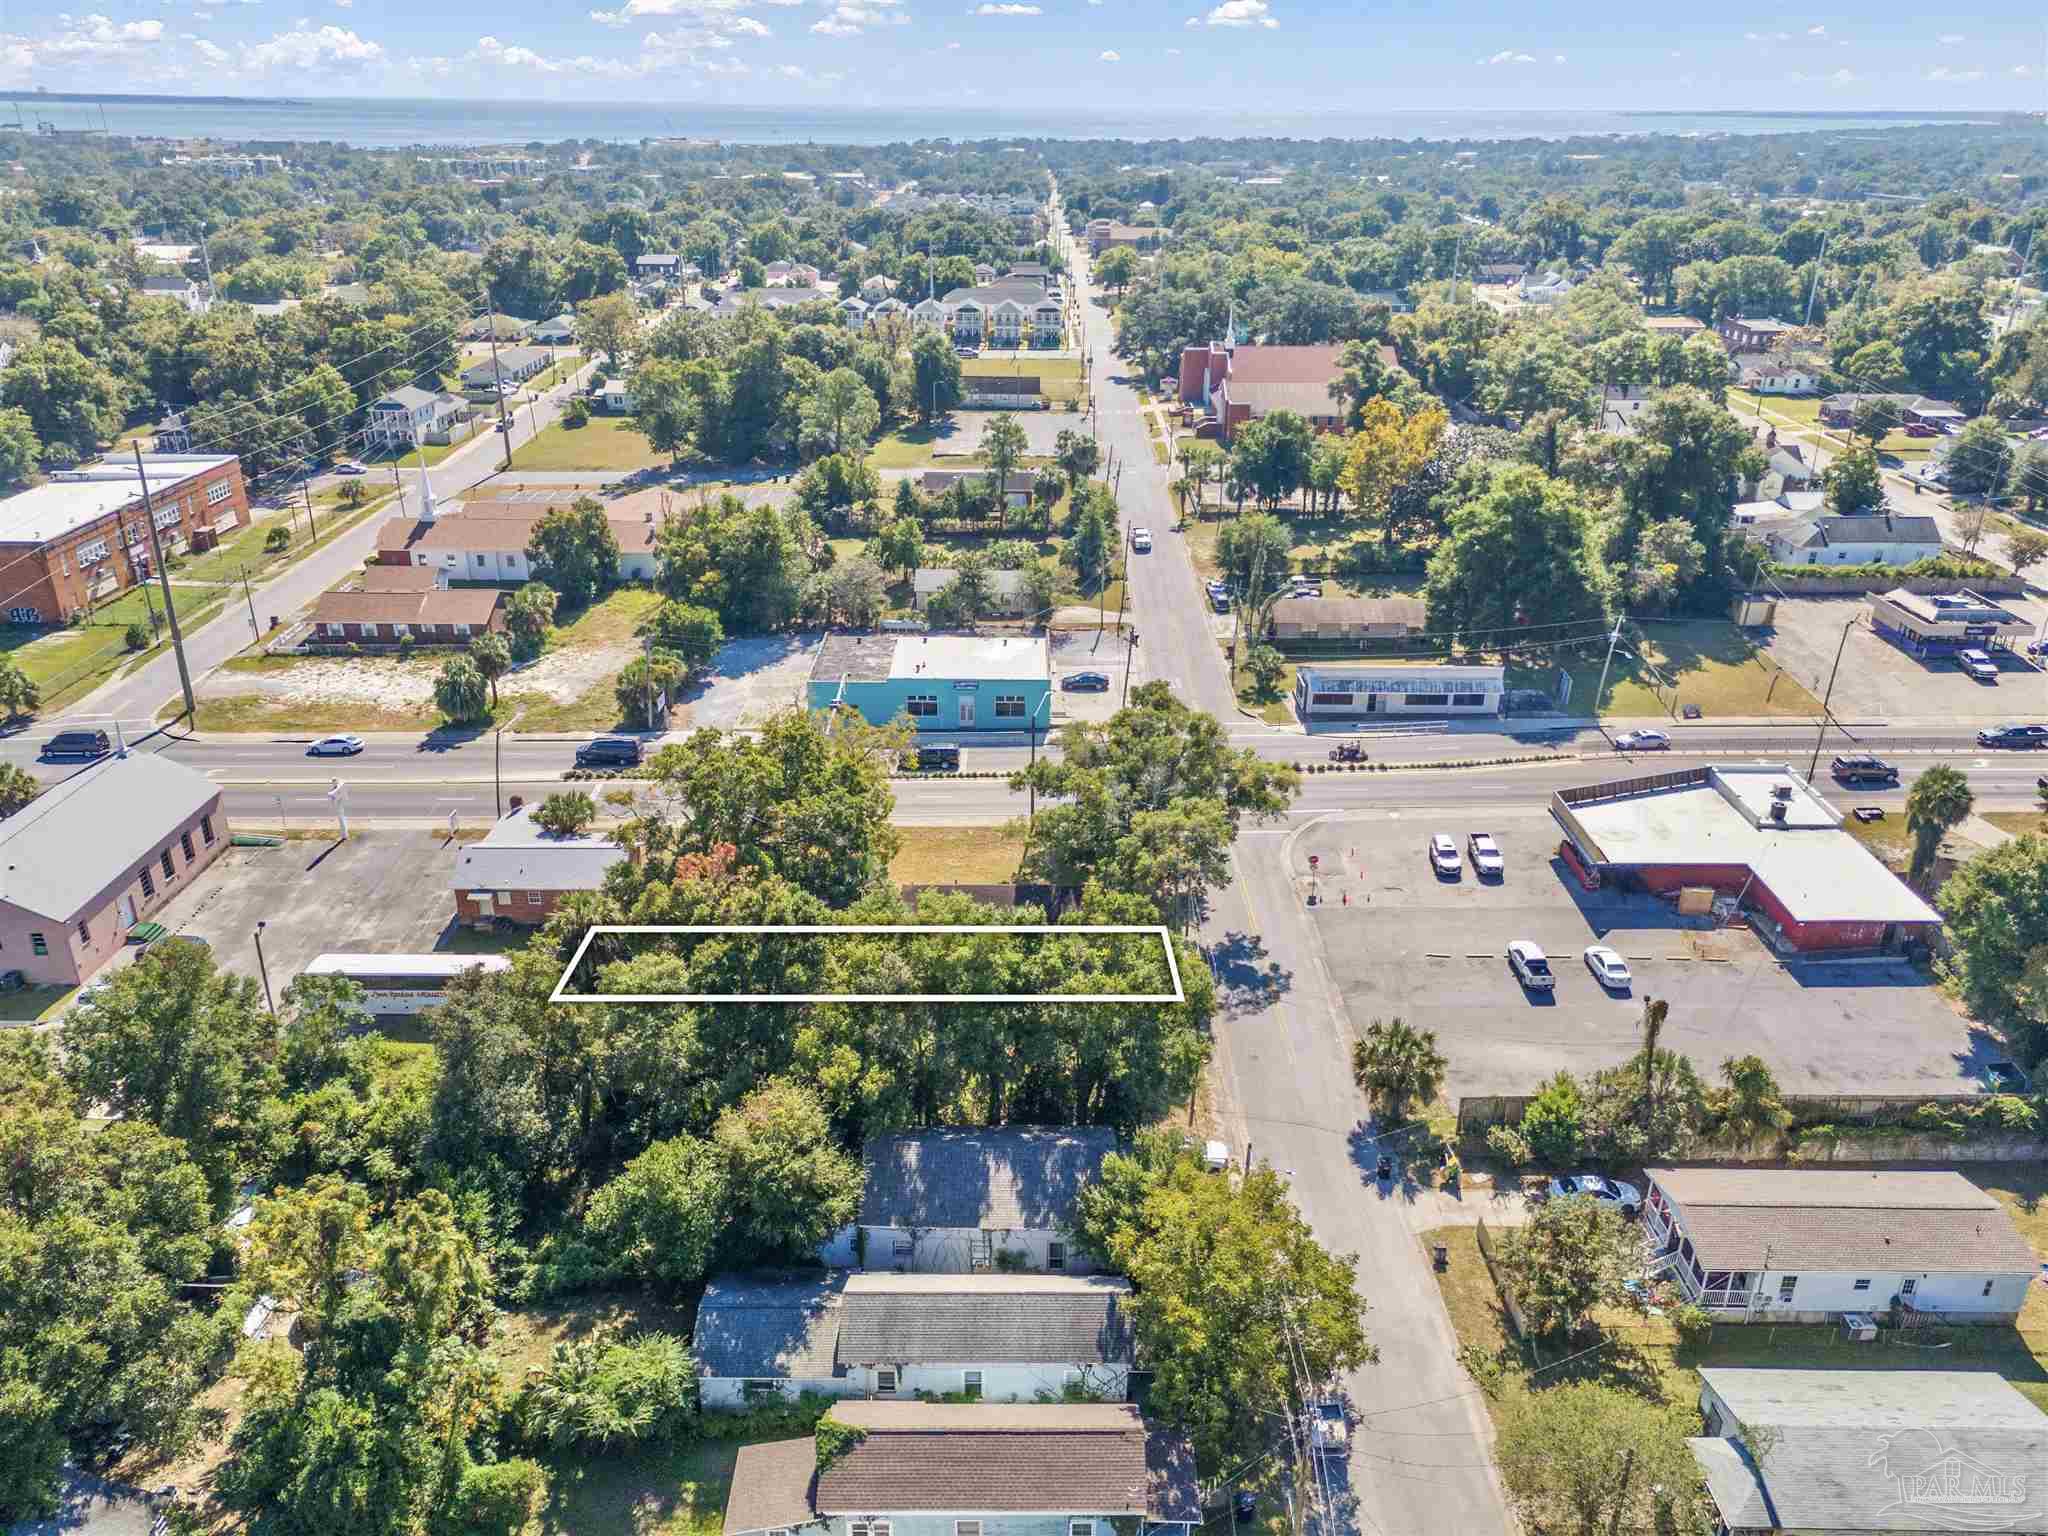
3;0;2046;114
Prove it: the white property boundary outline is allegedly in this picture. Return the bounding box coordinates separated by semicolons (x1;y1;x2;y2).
550;924;1185;1004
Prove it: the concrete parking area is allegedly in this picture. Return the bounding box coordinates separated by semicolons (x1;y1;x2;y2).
680;635;819;730
1049;627;1135;724
146;832;466;990
1292;808;2004;1100
1761;594;2048;719
955;409;1075;457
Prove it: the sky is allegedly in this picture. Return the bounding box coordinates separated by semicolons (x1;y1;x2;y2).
1;0;2046;112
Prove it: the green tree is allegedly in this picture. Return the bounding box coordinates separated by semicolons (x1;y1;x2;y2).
0;404;40;486
562;395;591;428
1851;395;1899;448
1214;510;1292;590
1495;1382;1707;1536
468;631;511;709
871;515;925;587
1518;1070;1585;1166
0;761;39;818
2006;525;2048;577
1071;1132;1373;1472
1423;464;1611;642
533;791;598;837
797;366;882;459
528;496;621;607
584;1133;730;1297
435;656;491;725
1;338;125;458
711;1078;865;1265
628;358;701;465
1244;644;1286;700
616;651;686;731
1349;1017;1447;1120
644;600;725;674
1055;427;1100;497
1065;491;1115;592
577;290;641;371
1710;1054;1792;1147
1942;835;2048;1060
1493;1190;1643;1338
1228;410;1315;509
505;581;558;661
1948;415;2016;496
1906;763;1973;887
980;413;1029;515
1823;444;1888;516
1094;246;1139;294
0;657;37;720
1625;517;1706;610
910;329;963;424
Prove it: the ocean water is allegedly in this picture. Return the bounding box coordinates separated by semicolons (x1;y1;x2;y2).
2;96;1996;150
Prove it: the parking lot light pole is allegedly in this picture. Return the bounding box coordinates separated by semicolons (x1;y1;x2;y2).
253;920;275;1017
1806;615;1860;783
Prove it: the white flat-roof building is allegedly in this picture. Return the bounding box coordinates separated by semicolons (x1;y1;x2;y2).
1553;764;1939;952
1293;663;1504;720
1866;588;2032;656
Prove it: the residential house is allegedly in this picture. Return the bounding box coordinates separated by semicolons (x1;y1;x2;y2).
460;346;550;393
860;274;898;300
972;262;997;284
1731;354;1818;394
307;586;506;647
1758;512;1943;567
1005;263;1053;290
867;296;910;327
1266;595;1425;646
721;1402;1201;1536
1642;1168;2037;1321
152;412;191;452
911;567;1033;616
1596;383;1659;434
1689;1369;2048;1536
453;804;626;927
139;273;210;314
1475;262;1526;284
1717;315;1798;351
839;296;871;329
0;751;226;988
1084;219;1165;255
531;313;577;344
376;494;661;582
1971;242;2024;276
320;281;372;307
366;385;468;450
918;469;1037;511
460;312;533;342
697;1272;1134;1407
636;253;682;280
710;287;840;319
1731;490;1823;528
910;280;1063;348
961;374;1043;409
1518;271;1573;304
1749;443;1818;499
1641;314;1706;336
764;260;821;288
599;379;634;415
822;1126;1117;1274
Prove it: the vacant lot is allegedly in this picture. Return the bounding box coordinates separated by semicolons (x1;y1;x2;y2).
1299;809;2002;1100
1730;389;1939;461
511;415;668;473
1509;619;1821;719
965;355;1084;403
891;825;1028;885
1762;594;2048;720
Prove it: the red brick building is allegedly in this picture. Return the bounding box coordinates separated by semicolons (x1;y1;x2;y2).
1176;343;1382;443
0;454;248;626
308;586;506;646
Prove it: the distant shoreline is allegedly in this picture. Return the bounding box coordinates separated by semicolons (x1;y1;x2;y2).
3;91;307;108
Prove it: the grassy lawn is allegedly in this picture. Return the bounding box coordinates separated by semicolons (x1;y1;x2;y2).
528;1440;738;1536
172;490;394;588
963;355;1084;403
1843;810;1914;866
1984;812;2048;838
510;416;667;473
503;587;665;733
1730;389;1938;460
0;983;78;1023
1508;620;1821;719
363;435;472;470
1183;511;1388;596
1232;659;1296;725
890;825;1028;885
4;586;228;713
870;426;948;470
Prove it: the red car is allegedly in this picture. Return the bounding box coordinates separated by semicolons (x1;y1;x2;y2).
1903;422;1937;438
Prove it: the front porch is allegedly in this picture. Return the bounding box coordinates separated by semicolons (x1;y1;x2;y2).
1642;1196;1760;1315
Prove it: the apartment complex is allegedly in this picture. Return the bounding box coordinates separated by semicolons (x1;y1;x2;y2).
0;454;248;625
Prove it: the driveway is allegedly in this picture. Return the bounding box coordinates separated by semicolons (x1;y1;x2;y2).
1762;594;2048;720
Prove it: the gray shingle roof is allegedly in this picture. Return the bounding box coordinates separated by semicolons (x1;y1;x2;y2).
722;1437;819;1536
1773;514;1941;550
0;752;217;921
694;1273;846;1380
836;1274;1133;1365
1650;1168;2039;1274
861;1127;1118;1230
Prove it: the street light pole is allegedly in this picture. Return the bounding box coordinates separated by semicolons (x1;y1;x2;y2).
1805;615;1858;783
494;725;504;819
253;920;275;1016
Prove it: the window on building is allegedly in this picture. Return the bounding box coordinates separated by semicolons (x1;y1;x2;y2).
873;1369;897;1396
1902;1277;1917;1297
139;867;155;899
907;694;938;718
77;919;90;946
206;480;233;505
993;694;1026;719
1403;694;1450;707
1452;693;1486;707
957;1522;983;1536
326;623;346;637
526;890;544;906
1048;1241;1067;1271
181;831;195;862
77;539;110;566
1310;692;1354;707
200;815;215;845
962;1370;983;1400
476;554;488;567
1778;1276;1798;1303
1071;1522;1095;1536
851;1524;891;1536
30;932;47;955
161;850;177;881
1853;1278;1871;1292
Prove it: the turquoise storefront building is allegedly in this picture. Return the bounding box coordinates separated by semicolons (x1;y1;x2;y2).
808;632;1053;733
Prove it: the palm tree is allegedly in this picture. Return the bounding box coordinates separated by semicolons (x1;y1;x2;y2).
1905;764;1974;888
1712;1055;1791;1148
1635;997;1668;1135
1350;1017;1448;1121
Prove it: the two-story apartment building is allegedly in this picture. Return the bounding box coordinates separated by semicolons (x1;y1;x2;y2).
366;385;468;450
1642;1168;2037;1323
696;1273;1134;1407
0;454;248;625
1717;315;1798;351
910;281;1064;348
0;752;227;987
722;1403;1201;1536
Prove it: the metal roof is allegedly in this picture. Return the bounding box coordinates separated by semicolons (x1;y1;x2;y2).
0;752;218;921
0;455;237;546
453;806;625;894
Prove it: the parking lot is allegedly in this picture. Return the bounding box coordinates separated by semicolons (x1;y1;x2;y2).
1295;809;2002;1099
146;832;470;991
954;408;1075;457
680;634;818;730
1762;595;2048;719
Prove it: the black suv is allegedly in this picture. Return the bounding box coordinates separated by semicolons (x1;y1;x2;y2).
575;736;642;768
1978;724;2048;749
1830;755;1899;785
913;744;960;771
40;728;111;760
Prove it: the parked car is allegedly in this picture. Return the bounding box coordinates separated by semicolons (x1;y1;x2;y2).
1467;832;1504;878
307;734;365;757
1429;834;1461;876
1062;671;1110;691
1830;754;1899;785
1979;723;2048;748
1210;591;1231;613
1613;728;1670;751
1507;940;1554;990
913;744;960;771
40;728;111;761
1291;585;1324;598
575;736;643;767
1960;648;1999;682
1130;526;1153;552
333;462;367;476
1903;422;1938;438
1309;1400;1348;1461
1547;1173;1642;1212
1582;944;1632;989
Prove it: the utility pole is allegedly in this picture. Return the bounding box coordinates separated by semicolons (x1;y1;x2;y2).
132;447;196;722
238;563;259;639
1806;615;1858;782
1591;617;1624;729
300;477;319;540
484;284;513;471
1802;231;1829;329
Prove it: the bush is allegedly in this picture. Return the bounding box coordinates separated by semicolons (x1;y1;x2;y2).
1671;1302;1713;1352
517;1331;697;1452
438;1459;544;1536
563;396;592;429
123;621;150;652
1519;1072;1585;1166
519;1234;609;1302
1485;1124;1532;1166
263;525;292;553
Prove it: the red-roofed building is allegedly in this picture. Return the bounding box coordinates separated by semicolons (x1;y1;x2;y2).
1176;343;1375;443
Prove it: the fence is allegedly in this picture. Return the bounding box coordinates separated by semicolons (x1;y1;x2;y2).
1759;573;2023;596
1472;1216;1530;1341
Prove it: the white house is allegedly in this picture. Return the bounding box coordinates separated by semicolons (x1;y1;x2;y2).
139;273;211;314
1643;1168;2038;1323
531;313;577;344
367;385;467;449
599;379;634;415
1689;1369;2048;1536
1518;271;1573;304
1758;512;1944;567
910;280;1066;348
696;1272;1134;1408
1731;352;1818;394
821;1126;1117;1275
911;567;1033;616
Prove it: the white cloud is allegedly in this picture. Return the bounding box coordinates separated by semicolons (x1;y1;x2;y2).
2013;62;2034;76
1936;32;1963;43
775;60;844;81
188;34;228;60
973;3;1040;12
811;0;905;35
1480;48;1535;63
1926;64;1983;81
1745;30;1791;41
1788;65;1856;84
944;37;958;45
1098;47;1117;58
592;0;791;21
5;13;166;66
240;20;382;71
1552;52;1564;62
1806;23;1825;35
1188;0;1275;25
